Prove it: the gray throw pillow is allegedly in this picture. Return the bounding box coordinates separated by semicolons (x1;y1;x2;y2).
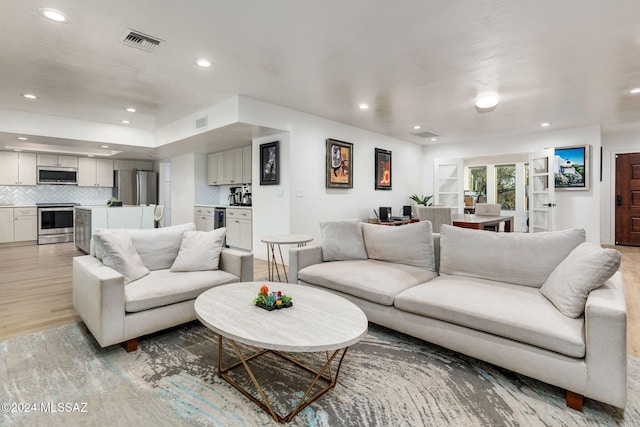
320;219;368;261
93;229;150;284
170;228;227;272
540;242;621;318
362;221;436;271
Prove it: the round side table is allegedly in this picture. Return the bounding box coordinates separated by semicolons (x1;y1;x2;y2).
260;234;313;282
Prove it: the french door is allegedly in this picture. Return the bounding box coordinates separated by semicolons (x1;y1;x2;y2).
529;149;555;233
615;152;640;246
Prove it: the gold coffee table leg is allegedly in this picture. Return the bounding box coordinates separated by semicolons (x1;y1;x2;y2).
217;335;350;424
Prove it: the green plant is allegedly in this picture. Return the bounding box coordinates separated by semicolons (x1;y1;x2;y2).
409;194;433;206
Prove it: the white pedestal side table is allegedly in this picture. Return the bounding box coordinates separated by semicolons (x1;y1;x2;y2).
261;234;313;282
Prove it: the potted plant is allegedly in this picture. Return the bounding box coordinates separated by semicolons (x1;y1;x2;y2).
409;194;433;206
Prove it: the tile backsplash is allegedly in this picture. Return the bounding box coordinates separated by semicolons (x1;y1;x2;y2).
0;185;112;206
194;184;220;205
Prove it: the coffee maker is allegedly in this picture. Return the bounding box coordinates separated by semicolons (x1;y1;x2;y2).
240;185;252;206
228;187;240;206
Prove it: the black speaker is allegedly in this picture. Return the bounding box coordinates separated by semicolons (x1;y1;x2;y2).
402;205;412;217
379;207;392;221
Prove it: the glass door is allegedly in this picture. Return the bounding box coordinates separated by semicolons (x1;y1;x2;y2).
528;149;555;232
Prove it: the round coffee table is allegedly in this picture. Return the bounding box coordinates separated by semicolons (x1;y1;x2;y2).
261;234;313;282
195;282;368;423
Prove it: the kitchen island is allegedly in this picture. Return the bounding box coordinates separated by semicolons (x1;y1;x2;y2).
74;205;155;253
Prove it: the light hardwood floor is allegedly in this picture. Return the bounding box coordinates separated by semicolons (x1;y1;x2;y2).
1;242;639;357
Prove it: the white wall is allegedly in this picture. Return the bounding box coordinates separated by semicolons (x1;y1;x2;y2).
239;97;425;261
170;153;196;225
601;132;640;245
423;125;602;243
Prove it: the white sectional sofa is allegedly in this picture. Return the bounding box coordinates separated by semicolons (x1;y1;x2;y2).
289;221;626;410
73;223;253;351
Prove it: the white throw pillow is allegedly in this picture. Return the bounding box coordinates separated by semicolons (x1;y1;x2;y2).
93;229;150;284
540;242;621;318
128;223;196;270
170;228;227;272
320;219;368;261
361;221;436;271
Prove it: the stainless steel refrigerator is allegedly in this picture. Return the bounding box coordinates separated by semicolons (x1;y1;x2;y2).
113;170;158;205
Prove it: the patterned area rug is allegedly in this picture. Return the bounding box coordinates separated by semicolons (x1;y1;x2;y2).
1;321;639;426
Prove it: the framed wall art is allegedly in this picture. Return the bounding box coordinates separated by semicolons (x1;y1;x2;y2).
326;138;353;188
554;144;589;190
374;148;392;190
260;141;279;185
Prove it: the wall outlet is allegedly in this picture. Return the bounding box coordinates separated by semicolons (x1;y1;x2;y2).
296;188;304;198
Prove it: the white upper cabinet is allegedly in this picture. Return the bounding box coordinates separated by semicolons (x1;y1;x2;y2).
208;145;251;186
0;151;36;186
37;154;78;167
242;145;252;184
207;152;224;185
78;157;114;187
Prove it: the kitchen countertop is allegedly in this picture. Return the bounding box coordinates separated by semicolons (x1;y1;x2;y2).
195;204;252;210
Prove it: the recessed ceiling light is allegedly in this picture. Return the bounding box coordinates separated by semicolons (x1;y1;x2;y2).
540;122;551;127
22;93;37;99
13;149;22;152
413;125;422;130
359;103;369;110
475;95;500;109
87;155;94;158
17;136;28;140
431;138;438;142
126;107;136;113
194;58;213;68
630;88;640;94
101;145;109;148
120;120;130;125
39;8;68;22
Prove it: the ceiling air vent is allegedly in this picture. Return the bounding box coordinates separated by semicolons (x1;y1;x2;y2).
120;29;163;52
195;116;208;130
410;130;440;139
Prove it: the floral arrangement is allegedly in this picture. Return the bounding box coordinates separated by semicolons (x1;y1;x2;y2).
253;284;293;311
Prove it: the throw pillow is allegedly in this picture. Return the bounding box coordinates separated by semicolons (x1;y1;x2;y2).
320;219;368;261
93;229;150;284
170;227;227;272
540;242;621;318
361;221;436;271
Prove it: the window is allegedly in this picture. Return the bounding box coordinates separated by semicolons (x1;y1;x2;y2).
495;164;516;210
468;166;487;200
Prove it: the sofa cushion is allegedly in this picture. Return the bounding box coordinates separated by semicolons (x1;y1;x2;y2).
170;228;226;272
540;242;621;318
127;223;196;271
93;229;149;284
125;269;239;312
439;225;586;288
361;221;436;271
298;259;438;306
394;275;586;358
320;219;368;261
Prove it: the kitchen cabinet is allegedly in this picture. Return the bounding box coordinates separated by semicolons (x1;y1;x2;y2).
13;207;37;242
226;208;252;250
0;151;37;186
194;206;216;231
78;157;114;187
37;154;78;167
207;153;224;185
207;145;251;185
0;208;13;243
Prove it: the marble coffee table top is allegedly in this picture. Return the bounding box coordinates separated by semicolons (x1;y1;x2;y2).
260;234;314;245
195;282;368;352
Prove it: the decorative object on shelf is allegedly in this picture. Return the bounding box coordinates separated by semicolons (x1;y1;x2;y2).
374;148;392;190
554;144;590;190
326;138;353;188
106;197;122;207
260;141;279;185
253;284;293;311
409;194;433;206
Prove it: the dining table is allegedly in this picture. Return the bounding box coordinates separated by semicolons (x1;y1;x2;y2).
451;213;514;232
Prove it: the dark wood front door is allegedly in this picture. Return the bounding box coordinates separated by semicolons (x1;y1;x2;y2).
615;152;640;246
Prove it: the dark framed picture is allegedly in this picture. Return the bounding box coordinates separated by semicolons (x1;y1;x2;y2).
374;148;392;190
326;138;353;188
260;141;279;185
554;144;590;190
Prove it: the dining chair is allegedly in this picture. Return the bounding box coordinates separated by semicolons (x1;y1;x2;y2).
412;206;452;233
153;204;165;228
475;203;501;231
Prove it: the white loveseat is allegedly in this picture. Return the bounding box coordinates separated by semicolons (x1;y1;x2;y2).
73;223;253;351
289;221;626;410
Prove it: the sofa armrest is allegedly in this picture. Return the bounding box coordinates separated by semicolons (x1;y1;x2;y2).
288;245;323;284
72;255;126;348
584;271;627;408
219;248;253;282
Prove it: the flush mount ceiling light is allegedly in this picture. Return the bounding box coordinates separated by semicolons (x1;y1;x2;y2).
17;136;28;140
22;93;37;99
630;88;640;94
413;125;422;130
126;107;136;113
39;8;68;22
101;145;109;148
431;137;438;142
475;94;500;112
540;122;551;127
120;120;130;124
358;103;369;110
194;58;213;68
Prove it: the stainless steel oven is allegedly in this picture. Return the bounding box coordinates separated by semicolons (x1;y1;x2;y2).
37;203;77;244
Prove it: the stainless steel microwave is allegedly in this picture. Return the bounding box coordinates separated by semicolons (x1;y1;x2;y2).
37;166;78;185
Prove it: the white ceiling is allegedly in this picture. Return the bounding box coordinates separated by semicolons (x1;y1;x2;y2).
1;0;639;158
